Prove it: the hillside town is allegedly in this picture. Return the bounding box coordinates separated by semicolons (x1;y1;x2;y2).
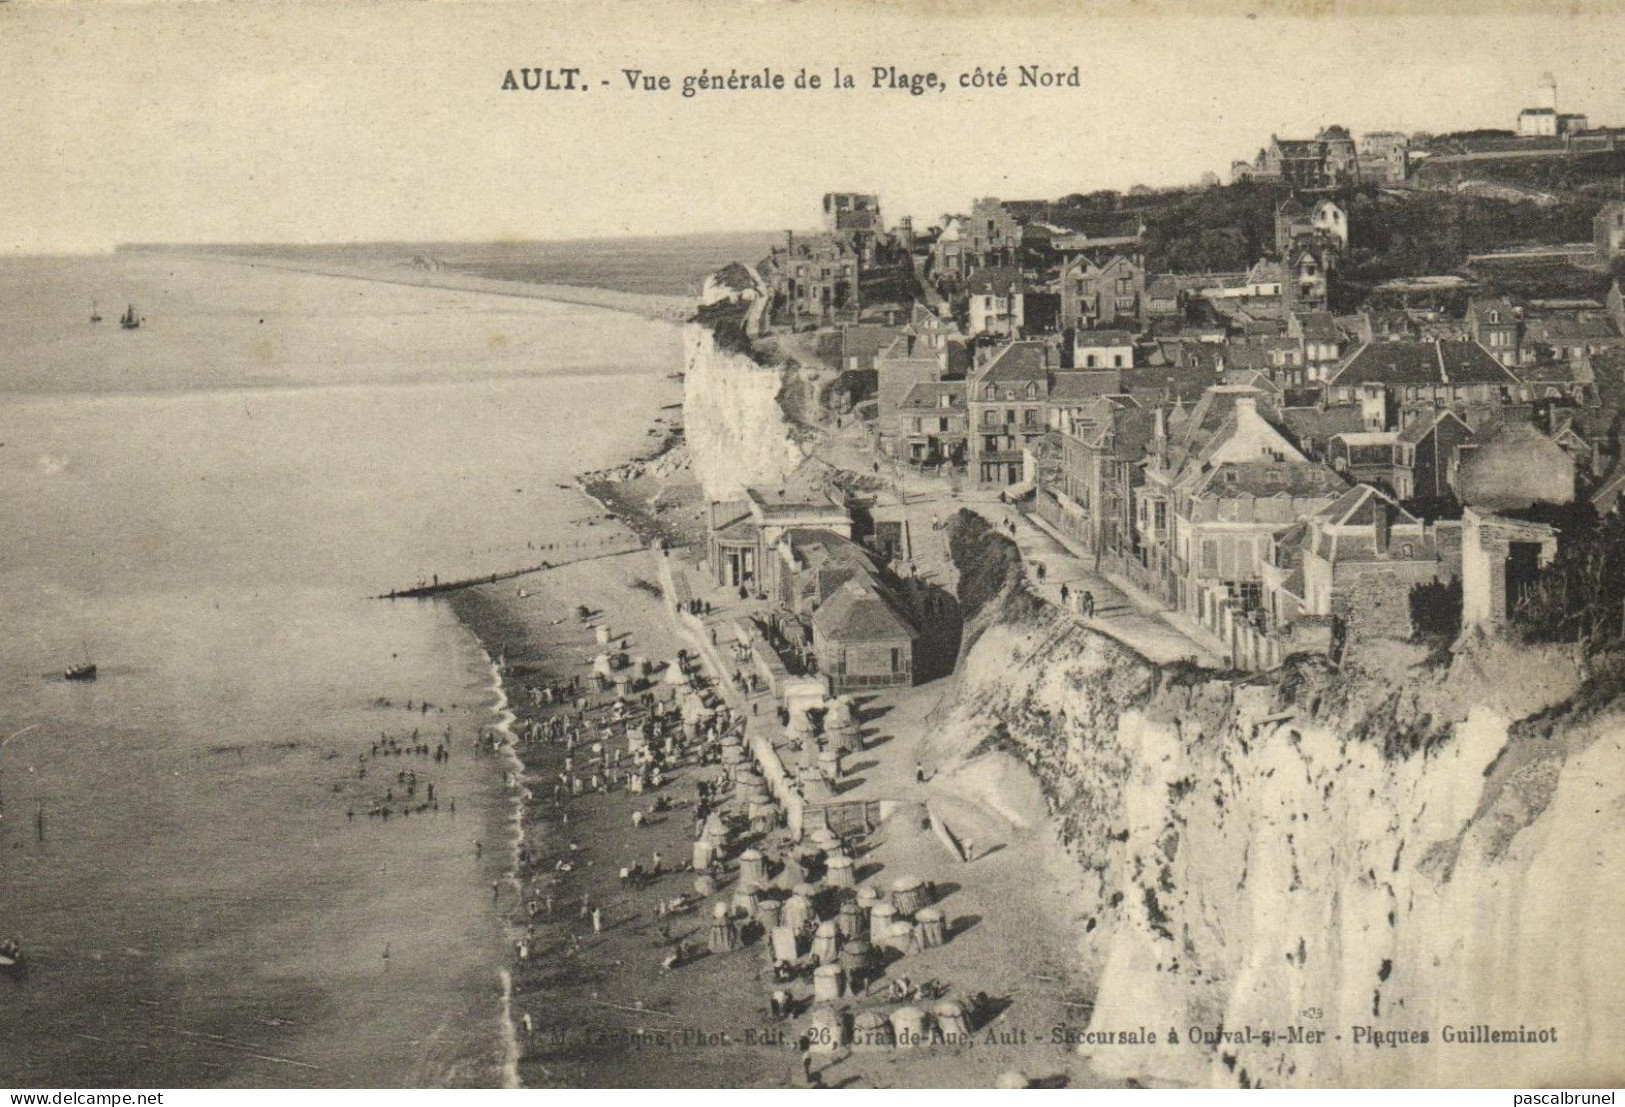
692;80;1625;678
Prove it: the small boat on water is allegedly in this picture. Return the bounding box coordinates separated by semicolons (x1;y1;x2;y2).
89;299;103;324
0;938;23;976
119;303;141;330
64;662;97;682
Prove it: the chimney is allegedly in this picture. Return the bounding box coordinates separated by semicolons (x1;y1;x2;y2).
1373;501;1391;554
786;230;795;254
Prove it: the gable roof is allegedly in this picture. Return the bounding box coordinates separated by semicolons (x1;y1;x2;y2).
1050;370;1123;403
812;578;915;643
1327;340;1520;388
975;340;1051;384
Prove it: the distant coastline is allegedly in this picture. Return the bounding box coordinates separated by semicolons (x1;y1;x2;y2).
134;249;697;324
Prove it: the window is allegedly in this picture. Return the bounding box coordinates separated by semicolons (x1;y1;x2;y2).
939;417;950;433
890;646;902;673
1113;354;1124;368
1005;408;1016;424
1025;382;1038;400
1201;540;1219;571
1117;277;1133;294
984;384;996;400
983;410;998;427
1085;354;1098;368
1224;470;1238;483
913;418;922;433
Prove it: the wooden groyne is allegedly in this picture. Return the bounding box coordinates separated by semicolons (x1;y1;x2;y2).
372;544;646;600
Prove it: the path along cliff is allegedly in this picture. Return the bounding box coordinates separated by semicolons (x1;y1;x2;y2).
678;308;1624;1087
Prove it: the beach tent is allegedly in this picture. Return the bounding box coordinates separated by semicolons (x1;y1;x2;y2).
891;875;930;916
811;920;841;963
824;854;855;891
756;897;782;932
934;999;972;1041
812;962;846;1002
737;849;768;887
890;1005;929;1048
731;883;761;919
782;892;814;935
851;1010;894;1051
915;907;946;949
838;938;873;992
692;839;716;871
803;1006;846;1054
707;908;741;954
769;925;800;965
835;896;867;941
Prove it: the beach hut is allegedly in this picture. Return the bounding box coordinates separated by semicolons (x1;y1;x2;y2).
824;696;859;753
693;872;717;897
890;1005;930;1048
835;897;867;942
791;881;822;916
850;1010;893;1051
701;812;729;846
692;838;716;872
803;1006;847;1054
737;849;768;888
782;891;815;935
891;876;930;916
594;624;612;646
934;999;972;1042
812;962;846;1003
769;925;800;965
593;652;615;677
755;897;782;932
810;920;841;963
869;901;897;937
824;854;855;892
708;902;740;954
915;906;946;949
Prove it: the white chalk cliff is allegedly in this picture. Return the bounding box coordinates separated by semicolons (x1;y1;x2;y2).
682;323;803;502
934;517;1625;1087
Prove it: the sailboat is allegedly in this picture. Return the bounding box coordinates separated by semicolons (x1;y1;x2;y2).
119;303;140;330
89;299;102;324
64;642;97;681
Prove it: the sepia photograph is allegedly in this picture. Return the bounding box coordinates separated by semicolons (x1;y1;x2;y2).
1;0;1623;1096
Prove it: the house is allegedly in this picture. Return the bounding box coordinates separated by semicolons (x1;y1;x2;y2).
822;192;884;264
1466;297;1523;366
1059;251;1146;330
967;340;1056;485
1073;329;1136;371
1138;388;1346;615
1357;131;1410;183
1460;507;1558;635
1328;430;1399;487
764;233;859;321
1287;310;1348;381
811;577;917;694
1044;398;1155;558
895;380;967;467
1455;421;1575;512
1283;241;1333;312
1392;409;1474;503
1047;369;1126;429
875;303;957;453
1275;197;1347;253
965;267;1026;338
931;215;968;280
1324;339;1521;419
1520;313;1625;367
774;527;887;616
1598;202;1625;266
1147;275;1181;318
707;488;853;591
962;197;1026;271
1266;484;1458;641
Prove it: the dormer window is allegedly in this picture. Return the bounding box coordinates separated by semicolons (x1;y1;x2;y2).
1224;470;1238;484
984;384;996;400
1025;382;1038;400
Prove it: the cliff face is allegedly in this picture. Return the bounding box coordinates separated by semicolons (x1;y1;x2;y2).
935;514;1625;1088
681;323;803;501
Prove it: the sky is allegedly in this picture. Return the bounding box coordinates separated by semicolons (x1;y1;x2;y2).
4;0;1625;254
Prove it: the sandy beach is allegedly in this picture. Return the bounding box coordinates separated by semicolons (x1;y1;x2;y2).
444;439;1105;1089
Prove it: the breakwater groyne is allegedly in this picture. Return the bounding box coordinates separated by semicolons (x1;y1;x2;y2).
373;544;646;600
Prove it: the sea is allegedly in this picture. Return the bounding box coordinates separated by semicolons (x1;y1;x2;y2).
0;239;760;1087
